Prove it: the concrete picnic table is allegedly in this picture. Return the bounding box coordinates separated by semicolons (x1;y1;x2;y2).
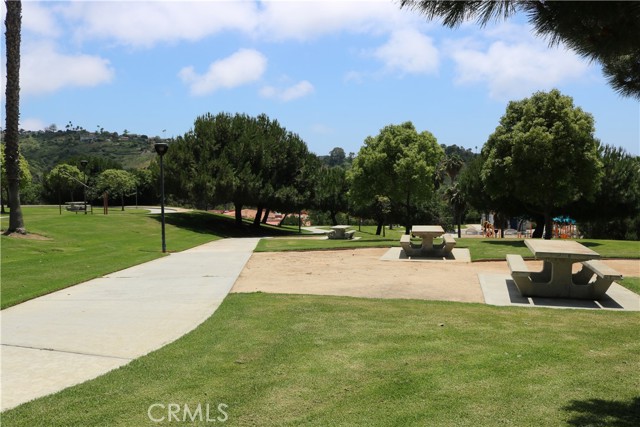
507;239;623;299
411;225;445;252
327;225;355;240
400;225;456;257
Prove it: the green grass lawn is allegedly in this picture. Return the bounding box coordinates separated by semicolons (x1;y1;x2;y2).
620;277;640;294
258;226;640;262
2;293;639;426
2;212;639;425
0;207;299;308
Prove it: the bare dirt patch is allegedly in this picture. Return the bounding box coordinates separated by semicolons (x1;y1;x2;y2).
232;249;640;303
2;232;51;241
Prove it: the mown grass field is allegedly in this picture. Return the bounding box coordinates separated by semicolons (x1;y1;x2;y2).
3;293;639;426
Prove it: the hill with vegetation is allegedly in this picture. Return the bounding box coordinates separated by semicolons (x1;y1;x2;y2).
16;129;160;177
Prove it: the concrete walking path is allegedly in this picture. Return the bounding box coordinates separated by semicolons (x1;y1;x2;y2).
0;238;259;411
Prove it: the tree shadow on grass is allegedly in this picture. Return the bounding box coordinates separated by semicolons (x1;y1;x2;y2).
149;211;303;238
481;240;527;248
578;241;604;248
563;397;640;426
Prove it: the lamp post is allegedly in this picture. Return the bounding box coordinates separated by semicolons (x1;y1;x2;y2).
80;159;88;214
154;142;169;253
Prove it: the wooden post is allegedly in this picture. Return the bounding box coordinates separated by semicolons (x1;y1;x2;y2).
103;192;108;215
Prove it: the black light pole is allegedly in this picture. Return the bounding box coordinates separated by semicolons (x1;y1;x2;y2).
154;142;169;253
80;159;88;214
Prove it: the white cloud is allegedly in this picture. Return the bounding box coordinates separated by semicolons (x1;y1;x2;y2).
23;2;61;38
260;80;315;102
19;118;46;132
256;1;420;41
179;49;267;96
62;1;259;48
20;42;114;96
52;1;422;46
372;29;439;75
446;24;591;100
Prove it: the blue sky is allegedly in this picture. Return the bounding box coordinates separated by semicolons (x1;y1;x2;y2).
5;0;639;156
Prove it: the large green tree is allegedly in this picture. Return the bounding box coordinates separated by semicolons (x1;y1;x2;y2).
349;122;444;234
165;112;315;226
572;145;640;240
0;148;31;214
4;0;24;233
314;166;349;226
46;164;83;213
482;89;602;239
96;169;136;211
400;1;640;99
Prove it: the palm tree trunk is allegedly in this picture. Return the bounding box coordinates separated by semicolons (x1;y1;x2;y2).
4;0;25;234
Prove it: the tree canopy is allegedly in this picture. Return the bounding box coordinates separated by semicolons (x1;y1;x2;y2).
349;121;444;233
313;166;349;226
481;89;602;239
96;169;136;211
165;112;315;226
1;148;31;213
400;0;640;99
46;164;83;201
571;145;640;239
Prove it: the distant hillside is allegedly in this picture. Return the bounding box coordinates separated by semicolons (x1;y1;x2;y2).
16;130;160;176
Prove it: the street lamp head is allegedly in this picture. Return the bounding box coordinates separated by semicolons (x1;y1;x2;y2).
154;142;169;157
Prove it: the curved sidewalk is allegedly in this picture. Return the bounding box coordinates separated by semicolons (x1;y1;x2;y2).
0;238;259;411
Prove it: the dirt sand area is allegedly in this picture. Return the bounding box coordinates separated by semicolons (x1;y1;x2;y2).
231;248;640;303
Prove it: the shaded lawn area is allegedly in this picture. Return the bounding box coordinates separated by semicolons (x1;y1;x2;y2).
3;293;639;426
0;207;301;308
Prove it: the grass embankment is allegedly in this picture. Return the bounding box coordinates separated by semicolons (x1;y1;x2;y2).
0;207;299;308
3;293;639;426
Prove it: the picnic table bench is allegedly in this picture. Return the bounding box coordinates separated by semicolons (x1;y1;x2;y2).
507;240;623;300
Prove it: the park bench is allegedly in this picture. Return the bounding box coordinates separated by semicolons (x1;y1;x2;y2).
506;254;529;276
573;259;623;296
345;230;356;239
65;202;86;213
442;234;456;254
506;254;533;296
400;234;420;257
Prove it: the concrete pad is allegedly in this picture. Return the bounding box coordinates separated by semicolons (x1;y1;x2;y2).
479;273;640;311
380;247;471;263
0;238;259;411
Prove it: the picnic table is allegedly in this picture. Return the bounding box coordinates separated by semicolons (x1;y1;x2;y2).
400;225;456;257
327;225;356;240
507;240;623;299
